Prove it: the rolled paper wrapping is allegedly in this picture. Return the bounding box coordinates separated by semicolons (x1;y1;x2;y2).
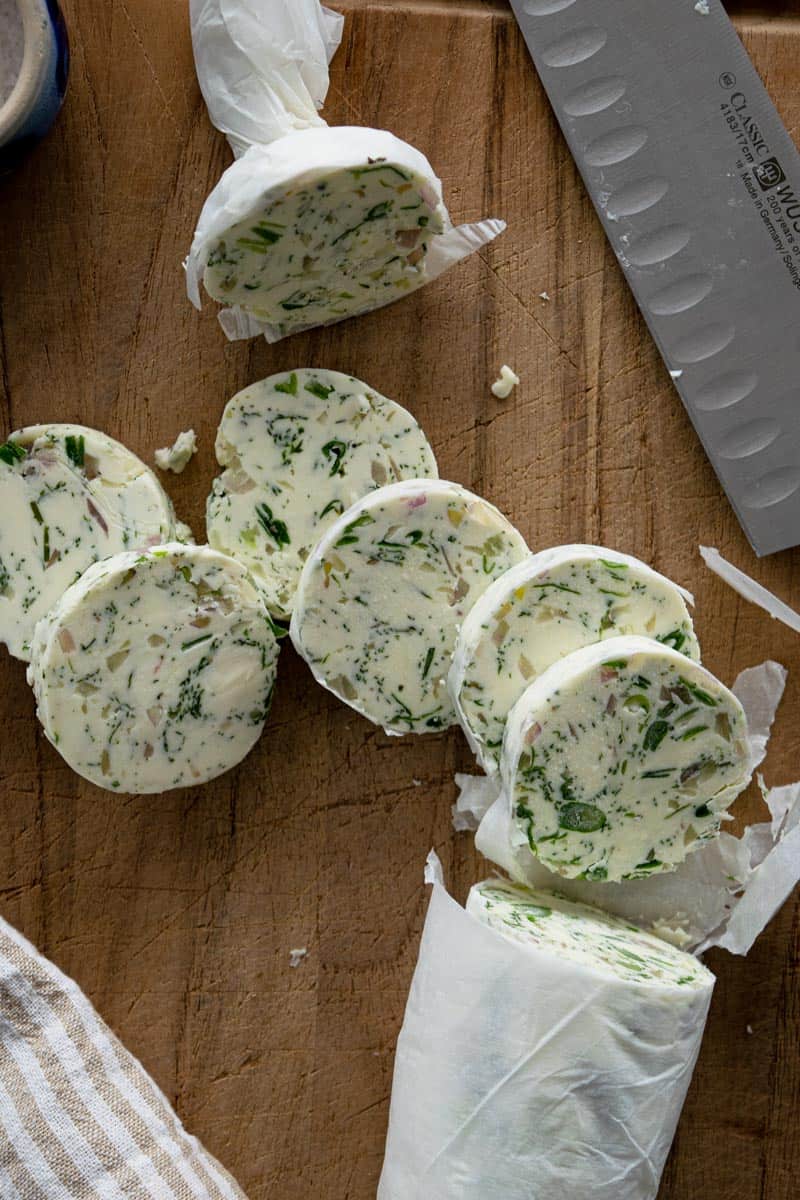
378;855;714;1200
290;479;529;735
0;424;177;661
0;913;247;1199
448;544;700;775
186;127;505;342
187;1;505;341
206;368;438;619
190;0;344;156
497;635;752;882
28;544;279;794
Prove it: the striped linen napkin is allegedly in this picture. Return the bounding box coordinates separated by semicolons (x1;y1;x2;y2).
0;915;247;1199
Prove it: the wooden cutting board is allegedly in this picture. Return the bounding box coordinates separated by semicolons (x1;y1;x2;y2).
0;1;798;1196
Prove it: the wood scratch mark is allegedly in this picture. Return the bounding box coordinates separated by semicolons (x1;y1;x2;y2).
477;249;581;374
116;0;183;138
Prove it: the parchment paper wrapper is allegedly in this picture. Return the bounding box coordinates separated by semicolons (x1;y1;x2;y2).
377;853;714;1200
190;0;343;156
465;661;800;955
187;1;504;341
700;545;800;635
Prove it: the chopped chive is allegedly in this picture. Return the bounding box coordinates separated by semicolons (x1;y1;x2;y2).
274;373;299;395
0;440;25;465
65;434;85;467
322;439;347;475
643;719;669;752
181;634;213;651
306;380;335;401
558;802;606;833
256;503;290;548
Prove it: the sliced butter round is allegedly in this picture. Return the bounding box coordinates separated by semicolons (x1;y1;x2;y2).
206;368;437;619
0;424;176;661
290;479;529;734
450;545;700;774
501;635;751;882
28;544;279;794
191;128;449;337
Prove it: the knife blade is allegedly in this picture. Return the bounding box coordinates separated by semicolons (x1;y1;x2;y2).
509;0;800;555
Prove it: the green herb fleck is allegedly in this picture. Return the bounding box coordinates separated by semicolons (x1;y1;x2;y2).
0;440;25;466
322;439;347;475
677;725;709;741
274;373;299;395
181;634;213;651
251;223;284;245
643;719;669;752
319;498;344;519
680;677;718;707
256;503;290;548
657;629;686;652
558;802;606;834
65;434;85;467
306;380;335;401
335;511;375;547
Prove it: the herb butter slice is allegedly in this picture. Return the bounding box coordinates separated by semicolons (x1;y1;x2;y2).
290;480;529;734
467;878;713;989
202;139;444;332
188;128;464;339
450;545;700;774
503;635;750;882
0;424;177;661
206;369;437;619
28;544;279;794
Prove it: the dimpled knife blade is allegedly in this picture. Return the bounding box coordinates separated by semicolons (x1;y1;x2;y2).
510;0;800;555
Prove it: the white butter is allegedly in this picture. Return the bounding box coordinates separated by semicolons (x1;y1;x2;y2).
28;543;279;794
449;545;700;774
290;479;529;734
500;635;751;881
378;854;714;1200
155;430;198;475
490;365;519;399
206;369;437;619
0;425;177;661
186;127;505;342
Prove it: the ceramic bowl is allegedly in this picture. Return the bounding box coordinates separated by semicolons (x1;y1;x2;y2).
0;0;69;174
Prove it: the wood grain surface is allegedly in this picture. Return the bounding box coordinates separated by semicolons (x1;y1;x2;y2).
0;1;798;1196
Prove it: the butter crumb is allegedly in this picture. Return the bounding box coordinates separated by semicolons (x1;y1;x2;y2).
155;429;197;474
491;365;520;400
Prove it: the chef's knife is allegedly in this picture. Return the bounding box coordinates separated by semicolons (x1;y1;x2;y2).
509;0;800;555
